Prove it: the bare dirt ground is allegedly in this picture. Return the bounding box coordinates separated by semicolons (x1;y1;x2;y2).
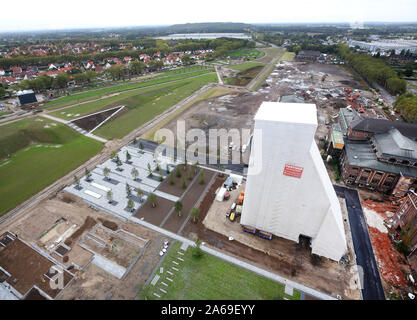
194;180;360;299
162;168;215;233
156;165;198;197
59;225;168;300
361;198;414;298
133;196;174;226
0;189;169;300
0;233;73;298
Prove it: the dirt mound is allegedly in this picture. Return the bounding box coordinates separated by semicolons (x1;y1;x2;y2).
98;218;118;231
368;226;409;287
64;216;96;246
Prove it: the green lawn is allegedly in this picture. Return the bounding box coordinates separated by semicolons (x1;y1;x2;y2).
44;69;213;109
0;118;103;216
229;62;266;71
228;48;265;60
140;241;301;300
51;73;217;140
94;73;217;139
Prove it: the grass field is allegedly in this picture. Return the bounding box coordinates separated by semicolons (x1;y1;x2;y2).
140;241;301;300
0;117;103;216
141;87;232;141
93;73;217;139
229;61;266;71
228;48;265;61
44;69;213;109
52;73;217;139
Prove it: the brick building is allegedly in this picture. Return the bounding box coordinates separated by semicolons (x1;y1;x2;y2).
392;191;417;271
335;108;417;196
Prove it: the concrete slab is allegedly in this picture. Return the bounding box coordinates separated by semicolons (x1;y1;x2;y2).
92;255;126;279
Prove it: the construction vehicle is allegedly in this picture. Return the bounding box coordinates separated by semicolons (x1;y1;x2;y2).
235;205;243;216
237;189;245;205
224;193;230;200
226;209;231;218
229;211;236;222
258;230;272;240
242;225;256;234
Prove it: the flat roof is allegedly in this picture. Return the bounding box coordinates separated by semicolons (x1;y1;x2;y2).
255;102;317;126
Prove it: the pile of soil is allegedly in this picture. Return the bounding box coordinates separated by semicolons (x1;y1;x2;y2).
72;106;125;131
98;218;118;231
64;216;96;246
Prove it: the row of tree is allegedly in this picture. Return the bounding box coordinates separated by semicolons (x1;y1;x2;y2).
0;38;252;69
394;93;417;123
337;44;407;95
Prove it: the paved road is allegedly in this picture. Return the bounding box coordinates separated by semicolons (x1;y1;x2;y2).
334;185;385;300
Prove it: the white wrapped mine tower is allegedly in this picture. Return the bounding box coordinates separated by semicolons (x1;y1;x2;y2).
241;102;347;261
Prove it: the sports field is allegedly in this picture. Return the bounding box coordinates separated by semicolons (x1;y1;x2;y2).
51;73;217;139
140;241;301;300
0;117;103;216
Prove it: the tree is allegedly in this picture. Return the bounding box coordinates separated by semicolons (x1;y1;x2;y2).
106;190;113;203
148;192;157;208
131;167;139;181
126;183;132;197
187;167;194;180
174;200;183;217
181;54;192;65
166;164;170;174
192;237;204;259
170;171;175;185
103;167;111;180
54;72;70;88
137;187;144;202
116;157;123;170
199;170;206;185
176;166;182;178
159;174;163;182
125;151;131;163
127;199;134;212
147;163;153;177
218;164;225;177
182;176;187;189
129;60;146;75
73;175;80;189
110;151;117;161
139;142;144;151
189;207;200;222
85;168;92;181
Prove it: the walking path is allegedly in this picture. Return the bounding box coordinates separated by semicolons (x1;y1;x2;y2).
41;114;108;143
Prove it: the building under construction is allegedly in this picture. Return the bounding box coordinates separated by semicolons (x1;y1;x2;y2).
241;102;347;261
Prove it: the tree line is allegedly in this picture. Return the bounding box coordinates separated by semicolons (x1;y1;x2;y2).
337;44;406;95
394;94;417;123
0;38;252;69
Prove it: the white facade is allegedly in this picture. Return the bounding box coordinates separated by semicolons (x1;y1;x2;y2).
241;102;347;261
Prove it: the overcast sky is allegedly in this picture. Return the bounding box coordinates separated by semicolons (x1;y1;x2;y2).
1;0;416;32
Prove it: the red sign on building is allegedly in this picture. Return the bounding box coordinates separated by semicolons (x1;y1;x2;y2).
283;164;304;179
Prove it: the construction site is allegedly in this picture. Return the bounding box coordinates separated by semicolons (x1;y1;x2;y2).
1;56;411;301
